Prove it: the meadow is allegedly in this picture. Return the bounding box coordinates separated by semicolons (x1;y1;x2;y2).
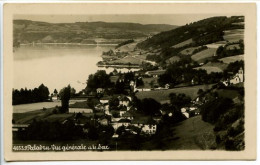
191;48;217;63
218;55;244;64
136;84;214;103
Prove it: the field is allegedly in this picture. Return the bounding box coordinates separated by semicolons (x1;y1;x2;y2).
223;29;244;43
136;84;214;103
180;47;200;55
13;108;54;124
194;62;228;74
216;89;241;99
218;55;244;64
191;48;217;63
167;115;216;150
107;56;143;65
226;44;240;50
166;56;181;64
205;43;225;49
172;38;193;48
142;77;159;88
42;113;73;122
194;66;223;74
117;42;137;52
13;100;84;113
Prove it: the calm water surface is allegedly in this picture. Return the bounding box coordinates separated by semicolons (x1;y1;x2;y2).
14;44;139;93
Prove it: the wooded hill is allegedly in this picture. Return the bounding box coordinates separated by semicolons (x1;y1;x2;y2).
137;16;244;49
13;20;178;44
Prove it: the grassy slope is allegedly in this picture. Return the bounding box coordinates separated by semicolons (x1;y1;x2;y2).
107;56;144;65
136;84;214;103
218;55;244;64
180;46;200;55
194;62;228;74
171;38;193;48
167;115;216;150
166;56;181;64
223;29;244;43
191;48;217;63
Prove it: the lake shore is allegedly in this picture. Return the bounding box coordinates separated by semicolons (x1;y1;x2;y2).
97;64;141;69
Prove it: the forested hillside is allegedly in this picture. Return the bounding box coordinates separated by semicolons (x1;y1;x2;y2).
137;16;244;49
13;20;177;45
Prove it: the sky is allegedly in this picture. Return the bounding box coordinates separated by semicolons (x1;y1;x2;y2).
14;14;237;26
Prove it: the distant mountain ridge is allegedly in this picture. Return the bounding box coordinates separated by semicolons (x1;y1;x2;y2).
13;19;178;44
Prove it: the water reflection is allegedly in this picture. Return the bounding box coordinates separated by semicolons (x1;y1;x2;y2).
14;44;139;92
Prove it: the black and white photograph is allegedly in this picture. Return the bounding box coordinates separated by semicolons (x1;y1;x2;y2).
3;3;257;161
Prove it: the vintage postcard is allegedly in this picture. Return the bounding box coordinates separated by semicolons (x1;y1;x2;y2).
3;3;256;161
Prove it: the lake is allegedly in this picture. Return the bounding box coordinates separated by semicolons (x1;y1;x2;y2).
14;44;139;93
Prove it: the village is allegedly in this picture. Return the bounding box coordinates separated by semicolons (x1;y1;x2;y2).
12;15;245;150
13;61;244;150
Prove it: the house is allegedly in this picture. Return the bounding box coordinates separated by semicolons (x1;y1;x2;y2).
69;108;93;114
131;117;157;134
145;70;166;78
182;112;190;118
96;88;104;94
118;118;131;127
69;101;93;113
103;103;109;111
95;103;104;111
165;84;170;89
230;67;244;85
119;106;127;117
100;96;112;104
111;119;131;130
153;116;162;123
51;94;59;101
99;117;109;126
118;96;130;107
12;124;29;132
122;111;134;120
181;107;188;113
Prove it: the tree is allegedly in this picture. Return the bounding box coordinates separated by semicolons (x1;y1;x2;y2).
53;89;58;94
136;77;144;87
109;96;119;111
140;98;161;116
86;70;112;91
200;97;233;124
169;93;191;110
59;85;71;113
70;88;76;96
197;89;204;96
37;84;50;101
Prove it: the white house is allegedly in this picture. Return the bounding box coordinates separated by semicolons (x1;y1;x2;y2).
122;111;134;120
182;112;190;118
145;70;166;78
96;88;104;94
111;119;131;130
118;96;130;107
69;101;93;113
100;96;112;104
69;108;93;113
131;117;157;135
230;67;244;85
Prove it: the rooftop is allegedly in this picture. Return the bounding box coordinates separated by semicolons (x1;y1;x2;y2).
131;116;157;125
69;101;91;109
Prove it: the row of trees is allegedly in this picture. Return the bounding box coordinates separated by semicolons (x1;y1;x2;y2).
158;62;223;87
12;84;50;105
216;40;244;58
